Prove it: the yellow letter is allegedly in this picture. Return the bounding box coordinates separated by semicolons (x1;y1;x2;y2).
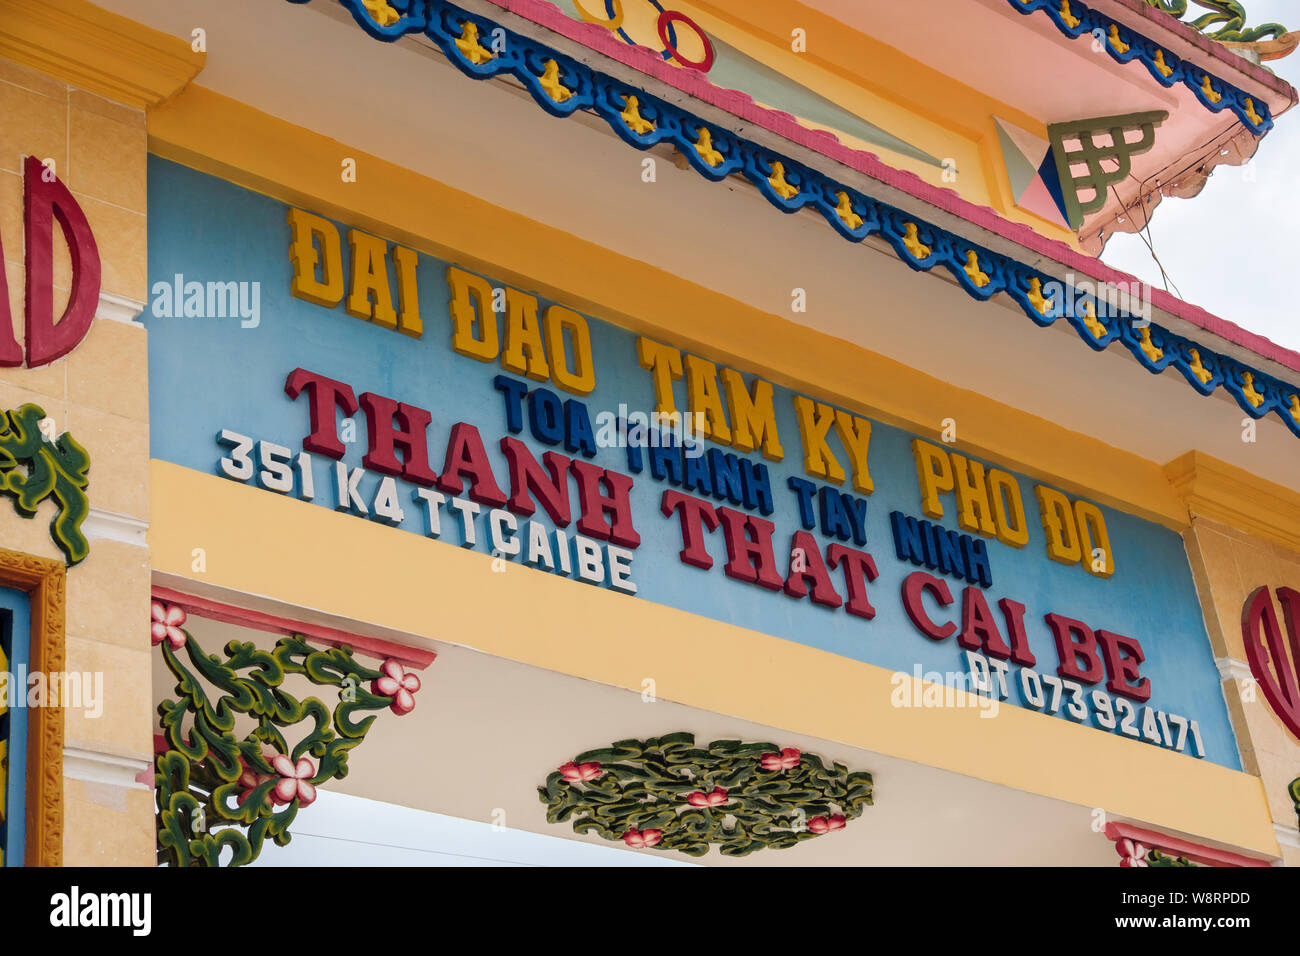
720;368;784;461
287;207;344;308
544;305;596;395
637;337;682;418
684;355;732;444
391;245;423;337
447;265;499;362
346;229;399;329
501;289;550;381
794;396;845;484
834;411;873;494
950;454;997;536
912;439;952;519
988;469;1029;548
1036;485;1082;565
1075;499;1114;578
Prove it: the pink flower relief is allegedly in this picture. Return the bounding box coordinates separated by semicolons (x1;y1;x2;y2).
559;761;604;785
1117;839;1149;868
760;747;801;772
622;828;663;849
150;601;187;649
686;787;730;808
271;754;318;807
372;660;421;715
808;814;846;834
236;760;274;811
236;746;284;810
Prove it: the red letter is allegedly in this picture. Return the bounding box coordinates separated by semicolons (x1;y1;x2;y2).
501;437;571;526
1096;630;1151;703
661;490;718;569
1241;586;1300;739
437;422;507;505
784;531;842;609
24;155;101;367
570;461;640;547
716;508;783;590
827;543;878;619
359;392;438;486
0;219;18;366
1046;614;1105;684
285;368;359;459
901;571;956;641
998;598;1037;667
958;587;1012;657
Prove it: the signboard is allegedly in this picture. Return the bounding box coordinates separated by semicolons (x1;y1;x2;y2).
145;158;1239;769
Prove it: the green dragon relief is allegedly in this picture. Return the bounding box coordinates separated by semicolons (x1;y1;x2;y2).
1143;1;1289;43
0;404;91;566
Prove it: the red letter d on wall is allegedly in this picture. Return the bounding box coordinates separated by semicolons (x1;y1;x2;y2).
0;155;102;368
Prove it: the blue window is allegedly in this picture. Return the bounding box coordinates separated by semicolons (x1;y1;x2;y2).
0;585;30;867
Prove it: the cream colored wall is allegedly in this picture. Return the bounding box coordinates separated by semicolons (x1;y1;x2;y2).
0;57;153;866
1185;517;1300;866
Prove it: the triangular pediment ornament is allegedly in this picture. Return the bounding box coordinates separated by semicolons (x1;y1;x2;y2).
1046;111;1168;230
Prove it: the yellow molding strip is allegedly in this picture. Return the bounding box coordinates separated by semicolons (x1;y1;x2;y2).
147;85;1186;527
150;460;1280;858
0;0;203;109
1166;450;1300;554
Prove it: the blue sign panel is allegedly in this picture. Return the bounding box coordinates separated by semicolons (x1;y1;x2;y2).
145;157;1239;769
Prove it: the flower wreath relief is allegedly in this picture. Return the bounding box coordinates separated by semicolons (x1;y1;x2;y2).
540;733;873;857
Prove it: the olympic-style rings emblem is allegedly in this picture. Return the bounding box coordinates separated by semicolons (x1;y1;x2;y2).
572;0;716;72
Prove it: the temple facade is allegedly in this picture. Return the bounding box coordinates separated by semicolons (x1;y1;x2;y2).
0;0;1298;867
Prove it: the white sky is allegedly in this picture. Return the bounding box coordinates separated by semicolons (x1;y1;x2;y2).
1101;0;1300;351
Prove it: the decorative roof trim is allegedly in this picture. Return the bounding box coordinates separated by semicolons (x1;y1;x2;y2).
1008;0;1274;134
463;0;1300;381
292;0;1300;443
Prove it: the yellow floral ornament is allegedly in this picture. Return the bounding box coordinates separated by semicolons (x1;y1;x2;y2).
1201;75;1222;104
901;222;930;260
455;21;494;65
1108;24;1129;54
1289;395;1300;427
1240;371;1265;408
1059;0;1080;29
1187;348;1213;385
1138;326;1163;363
963;251;990;288
835;192;863;230
539;59;573;102
1081;301;1107;340
768;161;799;200
1026;277;1052;316
694;127;724;167
620;95;654;135
1153;49;1174;78
362;0;401;27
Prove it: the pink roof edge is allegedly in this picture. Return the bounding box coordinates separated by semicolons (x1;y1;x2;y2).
484;0;1300;378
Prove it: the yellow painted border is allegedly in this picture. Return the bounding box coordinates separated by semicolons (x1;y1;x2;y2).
148;86;1187;529
0;546;65;867
151;461;1279;857
0;0;202;109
